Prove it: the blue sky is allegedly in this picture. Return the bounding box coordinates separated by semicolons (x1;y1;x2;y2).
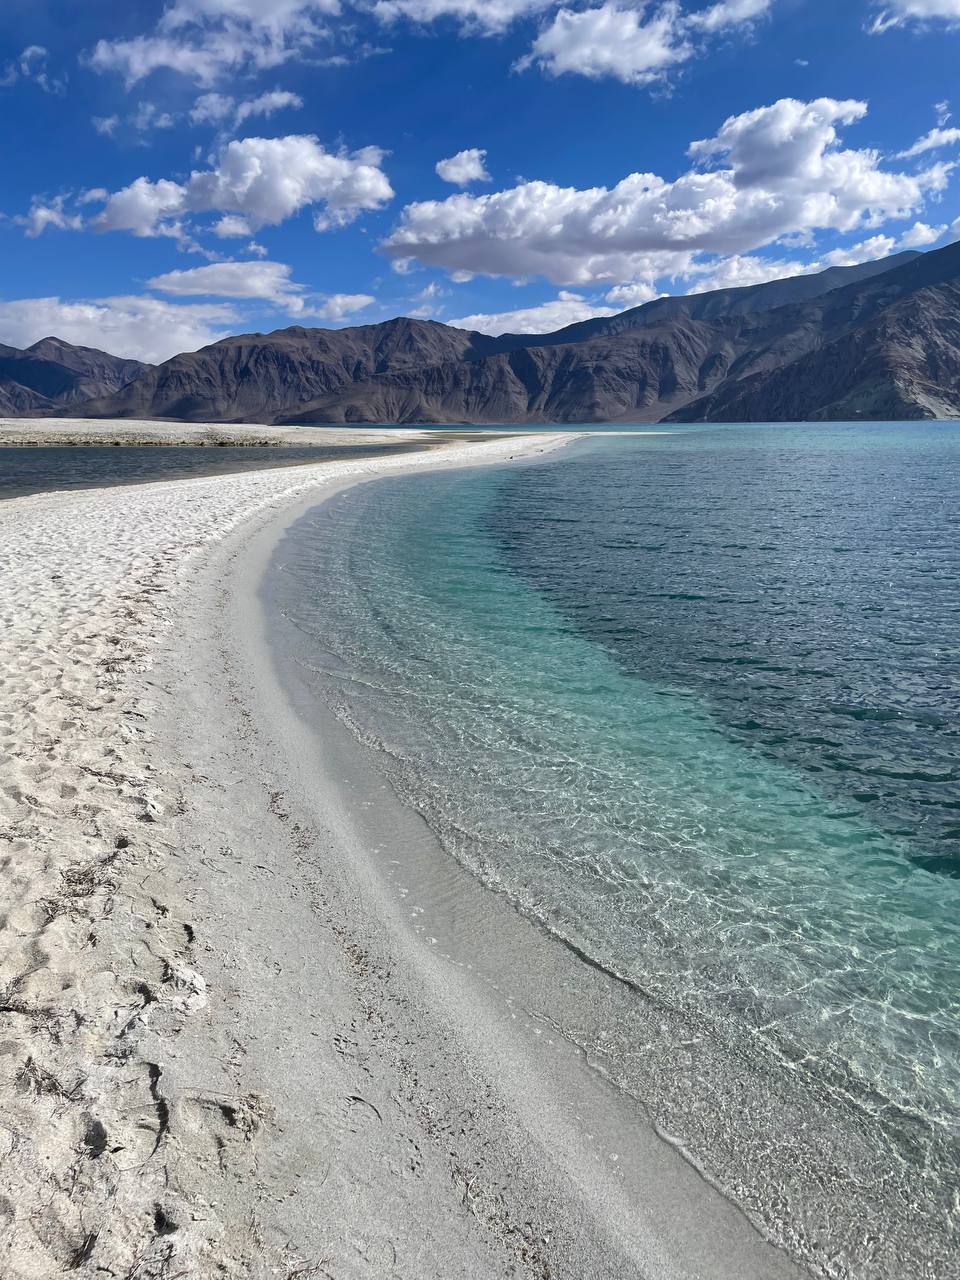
2;0;960;361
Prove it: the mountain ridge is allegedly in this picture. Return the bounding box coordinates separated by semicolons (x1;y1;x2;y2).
0;338;150;416
5;245;959;425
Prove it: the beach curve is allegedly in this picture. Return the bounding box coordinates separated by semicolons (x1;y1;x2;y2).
0;429;804;1279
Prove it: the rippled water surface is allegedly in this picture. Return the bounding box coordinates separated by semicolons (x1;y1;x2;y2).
271;423;960;1278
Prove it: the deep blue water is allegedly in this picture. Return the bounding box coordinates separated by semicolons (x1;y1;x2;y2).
490;425;960;876
271;422;960;1279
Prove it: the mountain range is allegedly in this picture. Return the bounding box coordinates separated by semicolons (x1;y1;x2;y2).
0;338;149;416
3;242;960;425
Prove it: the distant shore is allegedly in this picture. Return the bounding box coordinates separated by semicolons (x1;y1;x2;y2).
0;416;436;447
0;428;802;1279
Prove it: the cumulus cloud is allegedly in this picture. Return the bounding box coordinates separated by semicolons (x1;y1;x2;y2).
211;213;253;236
435;148;491;186
372;0;554;34
88;0;340;86
190;88;304;126
897;219;944;245
311;292;376;320
870;1;960;32
897;126;960;158
517;0;772;86
604;281;661;307
0;295;238;363
92;134;393;239
148;259;308;310
517;3;691;85
16;197;84;238
449;290;618;334
384;98;944;285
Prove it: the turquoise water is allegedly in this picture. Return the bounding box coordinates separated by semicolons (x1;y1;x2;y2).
271;423;960;1278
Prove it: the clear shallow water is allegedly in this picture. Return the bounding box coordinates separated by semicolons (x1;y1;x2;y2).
271;422;960;1278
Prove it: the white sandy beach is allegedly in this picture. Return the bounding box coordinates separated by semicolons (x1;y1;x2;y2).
0;431;803;1279
0;418;435;447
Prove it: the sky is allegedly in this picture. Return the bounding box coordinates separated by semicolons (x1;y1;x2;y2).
2;0;960;362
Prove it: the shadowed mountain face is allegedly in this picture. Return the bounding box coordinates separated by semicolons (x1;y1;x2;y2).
79;319;500;423
40;243;960;425
0;339;150;416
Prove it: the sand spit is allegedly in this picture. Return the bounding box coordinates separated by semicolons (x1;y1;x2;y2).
0;418;433;448
0;433;564;1279
0;428;804;1280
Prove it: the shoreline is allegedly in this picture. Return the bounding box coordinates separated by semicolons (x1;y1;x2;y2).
0;431;802;1278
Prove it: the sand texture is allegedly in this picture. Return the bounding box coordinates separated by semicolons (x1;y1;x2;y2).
0;430;803;1280
0;435;560;1277
0;418;434;448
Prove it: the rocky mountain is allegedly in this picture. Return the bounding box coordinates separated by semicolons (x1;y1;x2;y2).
483;249;922;354
284;243;960;424
667;250;960;422
79;318;500;423
0;339;150;416
63;242;960;424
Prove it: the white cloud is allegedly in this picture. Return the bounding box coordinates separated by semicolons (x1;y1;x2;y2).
897;126;960;158
870;1;960;32
897;219;943;245
819;220;945;264
190;88;304;126
517;3;691;86
517;0;772;86
17;197;84;238
94;176;189;240
88;0;340;86
820;234;898;266
688;0;771;32
0;295;239;363
147;259;376;323
148;259;308;311
131;102;177;131
235;88;304;122
212;213;253;236
1;45;67;95
93;134;393;239
685;254;814;291
682;221;940;290
449;290;618;334
435;148;491;186
312;292;376;320
384;98;944;285
604;281;661;307
189;91;235;123
684;220;943;291
92;102;180;139
372;0;554;35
